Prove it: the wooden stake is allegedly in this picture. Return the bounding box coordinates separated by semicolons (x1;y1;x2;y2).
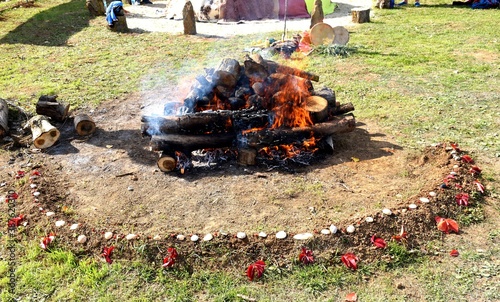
351;8;370;23
0;98;8;137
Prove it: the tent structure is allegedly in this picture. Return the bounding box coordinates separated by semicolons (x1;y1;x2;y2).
166;0;336;22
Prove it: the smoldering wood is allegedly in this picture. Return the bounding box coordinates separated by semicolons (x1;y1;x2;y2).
141;108;270;135
151;133;235;154
237;148;257;166
241;114;356;149
74;114;96;136
265;60;319;82
25;115;60;149
0;98;8;137
36;95;70;122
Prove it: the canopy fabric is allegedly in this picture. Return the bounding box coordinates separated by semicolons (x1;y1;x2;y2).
304;0;336;15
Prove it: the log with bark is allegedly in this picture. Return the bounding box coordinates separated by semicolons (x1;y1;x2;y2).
74;114;96;136
241;114;356;149
150;133;235;154
25;115;60;149
0;98;8;137
351;8;370;23
36;95;70;122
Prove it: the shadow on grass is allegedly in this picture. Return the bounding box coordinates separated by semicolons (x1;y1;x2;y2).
0;0;91;46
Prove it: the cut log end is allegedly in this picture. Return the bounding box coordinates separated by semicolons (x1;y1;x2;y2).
351;8;370;23
238;148;257;166
34;129;60;149
158;156;176;172
74;114;96;136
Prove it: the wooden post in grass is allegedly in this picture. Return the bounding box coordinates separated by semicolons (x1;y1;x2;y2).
183;1;197;35
110;15;128;32
351;8;370;23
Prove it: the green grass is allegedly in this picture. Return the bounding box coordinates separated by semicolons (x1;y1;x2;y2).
1;0;500;300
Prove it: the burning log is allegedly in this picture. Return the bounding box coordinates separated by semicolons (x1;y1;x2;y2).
150;133;235;154
36;95;70;122
242;114;356;149
25;115;60;149
0;98;8;137
74;114;96;136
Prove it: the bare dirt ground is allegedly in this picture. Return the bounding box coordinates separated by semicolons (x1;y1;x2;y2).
0;0;489;268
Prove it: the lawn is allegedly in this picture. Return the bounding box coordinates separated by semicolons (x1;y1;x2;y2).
0;0;499;301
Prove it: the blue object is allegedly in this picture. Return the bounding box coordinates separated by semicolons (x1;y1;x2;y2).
414;2;421;6
106;1;124;26
390;0;395;8
398;1;407;5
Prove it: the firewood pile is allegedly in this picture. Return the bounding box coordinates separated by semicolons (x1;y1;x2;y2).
141;54;356;173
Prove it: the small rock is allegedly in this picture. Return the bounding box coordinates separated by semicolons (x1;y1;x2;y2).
176;234;186;241
346;225;355;233
33;191;40;197
420;197;430;203
258;232;267;238
126;233;138;240
329;225;338;234
77;235;87;243
450;171;457;176
153;235;162;240
293;233;313;240
30;184;37;189
203;233;213;241
127;186;134;191
365;217;374;223
429;191;437;197
409;204;417;210
70;223;79;230
453;165;459;169
382;208;392;215
104;232;113;240
275;231;287;239
401;208;407;214
236;232;247;239
55;220;65;227
190;234;199;242
321;229;331;235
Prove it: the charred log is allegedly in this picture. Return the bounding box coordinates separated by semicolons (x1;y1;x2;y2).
36;95;70;122
150;133;235;154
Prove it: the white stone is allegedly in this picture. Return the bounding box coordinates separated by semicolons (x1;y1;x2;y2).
153;235;162;240
420;197;430;203
70;223;79;230
293;233;313;240
429;191;437;197
33;191;40;197
365;217;374;223
321;229;331;235
401;208;407;214
55;220;65;227
236;232;247;239
329;225;338;234
382;208;392;215
126;233;138;240
30;184;37;189
346;225;355;233
275;231;287;239
453;165;459;169
177;234;186;241
127;186;134;191
203;233;213;241
258;232;267;238
409;203;418;209
104;232;113;240
77;235;87;243
190;234;199;242
450;171;457;176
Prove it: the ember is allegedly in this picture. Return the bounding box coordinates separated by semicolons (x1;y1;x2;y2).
142;54;356;172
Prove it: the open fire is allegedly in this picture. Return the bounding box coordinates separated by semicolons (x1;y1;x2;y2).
141;54;356;173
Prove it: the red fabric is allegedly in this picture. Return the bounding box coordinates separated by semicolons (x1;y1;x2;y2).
221;0;278;21
279;0;310;19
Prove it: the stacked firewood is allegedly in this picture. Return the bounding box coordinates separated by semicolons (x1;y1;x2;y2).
141;54;356;172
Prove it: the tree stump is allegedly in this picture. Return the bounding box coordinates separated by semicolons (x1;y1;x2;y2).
110;15;128;32
74;114;96;136
351;8;370;23
310;0;324;29
86;0;106;16
0;98;8;138
25;115;60;149
183;1;197;35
